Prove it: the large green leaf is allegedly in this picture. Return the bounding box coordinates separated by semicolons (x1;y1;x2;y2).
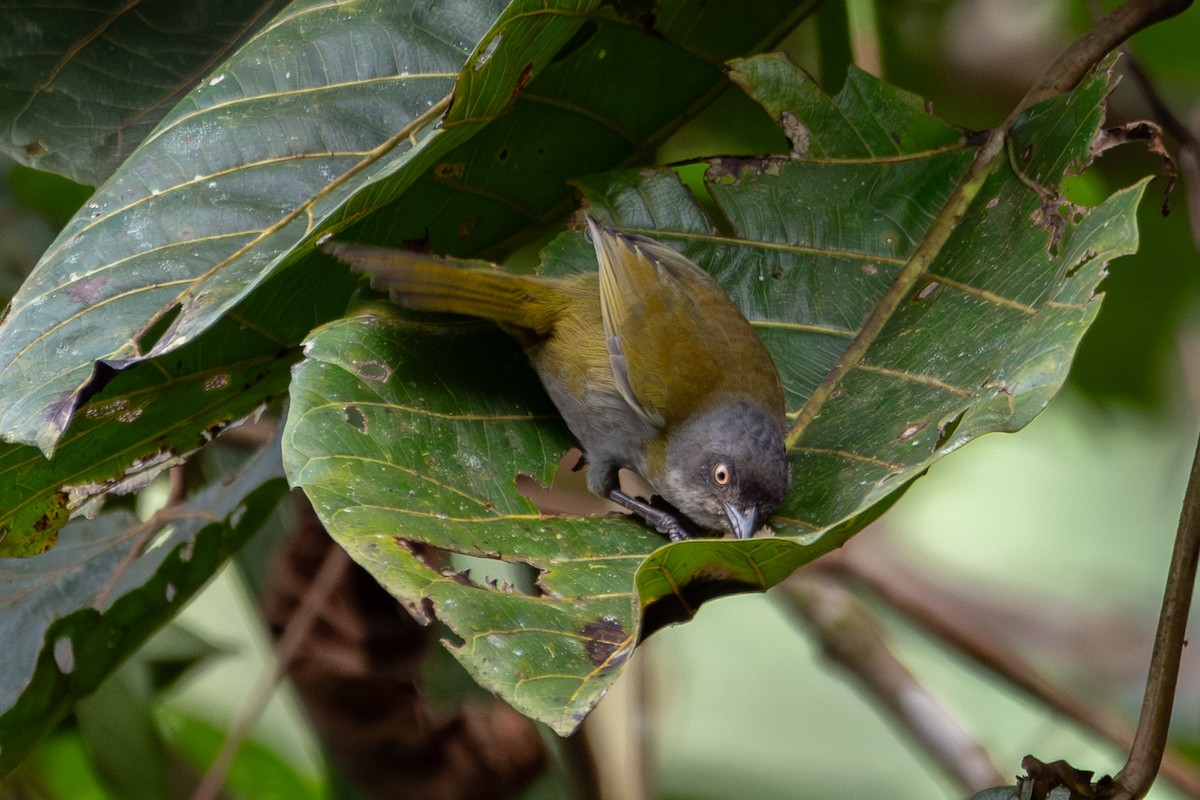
0;0;289;186
0;240;356;557
0;0;810;557
337;1;816;256
283;55;1147;733
0;0;595;454
0;445;288;777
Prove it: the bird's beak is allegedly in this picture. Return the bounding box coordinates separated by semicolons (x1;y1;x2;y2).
722;502;759;539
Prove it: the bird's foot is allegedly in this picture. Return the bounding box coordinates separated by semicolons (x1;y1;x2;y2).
609;490;691;543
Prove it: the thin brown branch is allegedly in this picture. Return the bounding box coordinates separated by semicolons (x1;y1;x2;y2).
191;544;351;800
92;463;204;610
1018;0;1193;111
1110;427;1200;799
780;572;1006;793
835;544;1200;798
211;419;278;449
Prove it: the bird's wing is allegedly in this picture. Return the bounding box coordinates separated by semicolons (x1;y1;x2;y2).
590;216;736;427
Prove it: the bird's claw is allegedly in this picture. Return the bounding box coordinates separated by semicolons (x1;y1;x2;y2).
658;519;690;543
610;489;691;543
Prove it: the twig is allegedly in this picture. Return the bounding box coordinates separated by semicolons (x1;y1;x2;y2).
781;572;1006;793
93;464;202;610
1018;0;1193;110
190;543;351;800
836;545;1200;797
1110;427;1200;799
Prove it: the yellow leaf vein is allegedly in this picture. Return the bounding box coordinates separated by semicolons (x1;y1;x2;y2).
855;363;971;396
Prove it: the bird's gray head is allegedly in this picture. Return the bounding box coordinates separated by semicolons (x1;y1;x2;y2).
661;402;791;538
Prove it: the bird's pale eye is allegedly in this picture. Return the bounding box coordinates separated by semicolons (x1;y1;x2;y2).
712;462;732;486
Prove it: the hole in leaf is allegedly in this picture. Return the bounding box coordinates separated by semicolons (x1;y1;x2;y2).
136;303;182;357
405;538;541;598
1065;248;1098;280
452;552;541;597
936;408;967;450
70;360;123;416
516;448;636;518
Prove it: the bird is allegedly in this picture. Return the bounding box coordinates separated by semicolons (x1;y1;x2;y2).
322;215;791;542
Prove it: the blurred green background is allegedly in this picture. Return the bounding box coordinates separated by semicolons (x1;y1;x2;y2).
2;1;1197;799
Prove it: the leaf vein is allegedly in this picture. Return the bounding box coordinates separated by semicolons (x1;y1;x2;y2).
855;363;972;396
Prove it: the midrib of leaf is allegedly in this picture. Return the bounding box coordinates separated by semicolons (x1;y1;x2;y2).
143;95;455;343
785;133;1008;448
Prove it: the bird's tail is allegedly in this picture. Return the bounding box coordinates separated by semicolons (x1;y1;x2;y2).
322;241;561;333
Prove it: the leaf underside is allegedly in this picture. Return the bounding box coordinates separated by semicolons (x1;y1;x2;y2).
284;55;1146;733
0;447;288;776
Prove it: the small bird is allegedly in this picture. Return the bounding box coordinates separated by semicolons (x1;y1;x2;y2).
323;216;791;542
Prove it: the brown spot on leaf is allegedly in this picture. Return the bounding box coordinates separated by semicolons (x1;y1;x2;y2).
706;155;786;185
354;359;392;382
513;62;533;94
23;140;47;158
1091;120;1176;215
1029;197;1075;252
581;616;630;669
1019;755;1107;800
66;274;109;306
344;404;368;433
780;110;810;156
85;398;129;419
33;493;68;533
203;372;230;391
913;280;940;302
898;421;927;441
433;162;465;180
